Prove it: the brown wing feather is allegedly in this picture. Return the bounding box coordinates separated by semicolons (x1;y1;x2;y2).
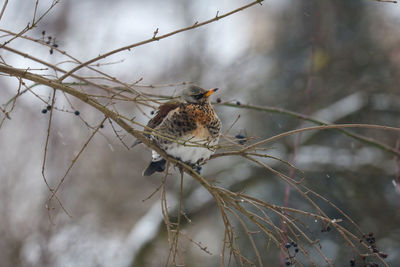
131;100;182;148
147;100;181;129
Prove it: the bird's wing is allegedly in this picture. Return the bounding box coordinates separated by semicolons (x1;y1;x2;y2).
132;100;182;148
147;100;182;129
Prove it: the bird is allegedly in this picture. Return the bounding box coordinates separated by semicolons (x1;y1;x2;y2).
139;85;221;176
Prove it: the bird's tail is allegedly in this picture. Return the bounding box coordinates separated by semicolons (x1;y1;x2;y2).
142;159;166;176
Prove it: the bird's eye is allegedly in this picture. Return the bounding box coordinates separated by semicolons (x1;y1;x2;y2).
193;94;203;100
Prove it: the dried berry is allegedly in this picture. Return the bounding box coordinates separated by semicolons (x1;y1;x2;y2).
235;134;247;145
379;252;388;258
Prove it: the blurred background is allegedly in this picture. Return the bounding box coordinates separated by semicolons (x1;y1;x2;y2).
1;0;400;266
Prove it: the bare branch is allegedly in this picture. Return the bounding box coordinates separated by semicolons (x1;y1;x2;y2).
57;0;265;81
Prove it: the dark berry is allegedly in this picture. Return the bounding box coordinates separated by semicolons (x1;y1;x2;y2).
46;105;52;110
236;101;241;105
52;43;58;48
285;260;291;266
295;248;299;253
74;110;80;116
379;252;388;258
350;259;355;267
216;97;221;103
285;242;291;249
292;242;297;247
150;110;155;115
100;124;104;128
41;109;47;114
49;48;53;54
235;134;247;145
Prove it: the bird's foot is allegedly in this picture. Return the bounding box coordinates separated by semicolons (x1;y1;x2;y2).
194;165;202;174
187;163;202;174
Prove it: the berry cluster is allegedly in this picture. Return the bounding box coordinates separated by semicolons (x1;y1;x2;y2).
350;232;388;266
361;232;387;258
235;133;247;145
41;105;52;114
284;241;299;266
41;31;59;54
40;106;80;116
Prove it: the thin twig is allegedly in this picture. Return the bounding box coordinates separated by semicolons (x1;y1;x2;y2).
57;0;264;81
0;0;8;21
222;102;400;157
47;117;107;206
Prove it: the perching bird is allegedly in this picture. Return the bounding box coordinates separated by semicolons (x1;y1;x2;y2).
140;85;221;176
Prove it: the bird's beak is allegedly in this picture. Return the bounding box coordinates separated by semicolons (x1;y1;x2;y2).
205;88;218;97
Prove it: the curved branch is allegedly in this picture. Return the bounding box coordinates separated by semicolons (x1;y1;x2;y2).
0;64;214;190
221;103;400;157
57;0;264;81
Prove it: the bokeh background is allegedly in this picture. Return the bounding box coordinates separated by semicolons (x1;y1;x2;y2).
1;0;400;266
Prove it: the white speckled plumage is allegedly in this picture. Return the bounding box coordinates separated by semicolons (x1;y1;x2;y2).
152;135;219;165
142;85;221;176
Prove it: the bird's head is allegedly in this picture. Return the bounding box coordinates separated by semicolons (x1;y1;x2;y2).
182;85;219;104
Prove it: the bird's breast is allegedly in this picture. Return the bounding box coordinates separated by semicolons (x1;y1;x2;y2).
162;135;219;165
192;123;210;139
